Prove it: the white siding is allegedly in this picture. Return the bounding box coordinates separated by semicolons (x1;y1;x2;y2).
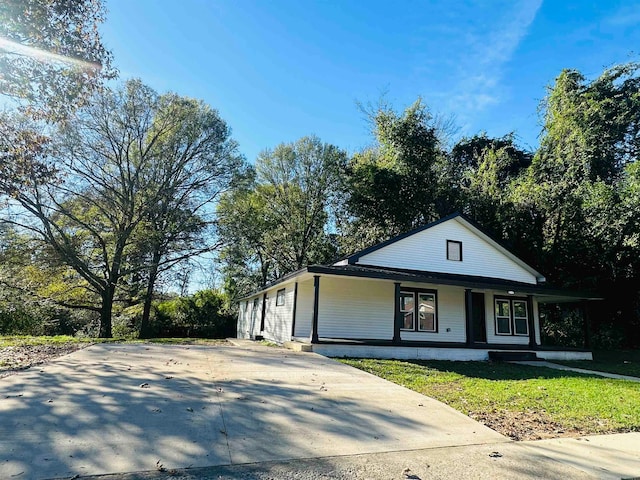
236;301;248;338
357;219;537;284
294;280;314;339
400;285;466;343
317;277;394;340
236;294;264;339
262;283;295;344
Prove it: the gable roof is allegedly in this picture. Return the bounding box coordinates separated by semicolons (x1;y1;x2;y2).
341;212;546;283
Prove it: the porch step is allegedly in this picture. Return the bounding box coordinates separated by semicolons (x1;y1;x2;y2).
489;351;538;362
283;341;313;352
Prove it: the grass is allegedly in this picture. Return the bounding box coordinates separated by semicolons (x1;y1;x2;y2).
551;350;640;378
0;335;227;347
340;358;640;437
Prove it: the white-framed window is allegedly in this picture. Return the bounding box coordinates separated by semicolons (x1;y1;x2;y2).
276;288;286;306
400;289;437;332
447;240;462;261
494;297;529;336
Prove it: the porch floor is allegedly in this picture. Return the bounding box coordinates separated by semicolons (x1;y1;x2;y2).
288;338;592;361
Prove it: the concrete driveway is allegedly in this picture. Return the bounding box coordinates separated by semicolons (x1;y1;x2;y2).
0;342;505;479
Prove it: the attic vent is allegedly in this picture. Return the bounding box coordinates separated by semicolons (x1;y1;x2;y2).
447;240;462;261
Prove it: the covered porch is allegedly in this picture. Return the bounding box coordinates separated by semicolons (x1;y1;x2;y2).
289;264;597;361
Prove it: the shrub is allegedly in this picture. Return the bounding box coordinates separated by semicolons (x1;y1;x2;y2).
152;289;235;338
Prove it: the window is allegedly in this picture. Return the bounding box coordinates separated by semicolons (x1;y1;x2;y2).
418;293;436;331
400;289;437;332
276;288;286;306
495;299;511;334
400;292;415;330
513;300;528;335
447;240;462;261
494;297;529;336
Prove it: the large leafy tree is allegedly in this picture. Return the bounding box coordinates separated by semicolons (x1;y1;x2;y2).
0;80;244;338
218;136;345;297
342;99;449;250
513;63;640;346
0;0;115;121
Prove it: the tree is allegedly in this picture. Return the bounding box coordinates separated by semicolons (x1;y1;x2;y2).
0;0;115;121
136;93;245;338
512;63;640;347
0;80;244;338
255;136;345;273
218;136;346;297
342;99;449;249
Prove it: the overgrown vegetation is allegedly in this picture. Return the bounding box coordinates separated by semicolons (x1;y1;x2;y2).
341;358;640;440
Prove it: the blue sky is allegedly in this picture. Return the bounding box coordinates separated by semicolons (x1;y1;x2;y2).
102;0;639;161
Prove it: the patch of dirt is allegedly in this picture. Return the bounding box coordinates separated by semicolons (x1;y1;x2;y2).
470;408;586;441
0;343;89;378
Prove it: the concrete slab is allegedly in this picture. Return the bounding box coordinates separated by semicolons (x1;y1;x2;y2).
520;433;640;480
0;342;505;479
63;434;640;479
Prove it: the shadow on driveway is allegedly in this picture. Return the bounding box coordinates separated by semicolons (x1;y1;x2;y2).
0;343;504;479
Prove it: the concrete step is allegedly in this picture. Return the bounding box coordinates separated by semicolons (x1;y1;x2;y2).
489;350;538;362
283;341;313;352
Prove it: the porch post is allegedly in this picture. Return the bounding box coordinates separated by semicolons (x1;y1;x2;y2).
260;292;267;332
465;289;474;346
311;275;320;344
393;282;401;344
527;295;536;349
581;300;591;349
290;282;299;338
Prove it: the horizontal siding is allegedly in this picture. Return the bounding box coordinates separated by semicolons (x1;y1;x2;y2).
236;301;248;338
237;294;263;339
294;280;314;339
358;219;537;284
400;285;466;343
317;277;394;340
263;283;295;344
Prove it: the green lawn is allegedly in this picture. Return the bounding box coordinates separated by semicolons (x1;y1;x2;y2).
552;350;640;378
0;335;227;347
340;358;640;439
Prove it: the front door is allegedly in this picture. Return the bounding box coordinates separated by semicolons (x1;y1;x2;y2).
471;292;487;343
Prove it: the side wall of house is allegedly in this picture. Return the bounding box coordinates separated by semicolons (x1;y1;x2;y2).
237;294;263;339
357;220;538;284
237;282;296;343
262;283;295;344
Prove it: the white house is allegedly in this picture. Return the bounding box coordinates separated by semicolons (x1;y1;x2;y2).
237;213;596;361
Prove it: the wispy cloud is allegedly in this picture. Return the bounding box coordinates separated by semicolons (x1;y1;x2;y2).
447;0;543;115
603;4;640;28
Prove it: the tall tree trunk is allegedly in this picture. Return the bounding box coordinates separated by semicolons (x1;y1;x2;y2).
99;285;115;338
139;250;161;339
